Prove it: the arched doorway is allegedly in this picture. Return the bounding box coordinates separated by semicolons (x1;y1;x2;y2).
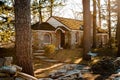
56;29;65;48
60;30;65;48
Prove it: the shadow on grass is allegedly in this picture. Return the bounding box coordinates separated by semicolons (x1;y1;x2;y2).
92;47;117;57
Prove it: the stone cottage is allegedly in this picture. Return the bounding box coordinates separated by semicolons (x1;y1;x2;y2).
31;16;109;49
32;16;84;49
96;27;109;47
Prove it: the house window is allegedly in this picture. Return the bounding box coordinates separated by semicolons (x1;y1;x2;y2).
43;33;51;44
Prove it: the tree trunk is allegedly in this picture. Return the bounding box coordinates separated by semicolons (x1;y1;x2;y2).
108;0;112;48
98;0;101;27
39;0;42;24
14;0;34;76
50;0;53;17
82;0;92;60
116;0;120;57
93;0;97;48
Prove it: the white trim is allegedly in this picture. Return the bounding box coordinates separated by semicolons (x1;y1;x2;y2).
47;17;71;31
55;28;65;33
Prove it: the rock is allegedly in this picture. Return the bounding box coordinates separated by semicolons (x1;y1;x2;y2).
0;77;14;80
114;76;120;80
0;58;5;67
0;72;10;77
15;77;26;80
114;57;120;68
49;71;66;79
50;69;82;80
63;64;77;71
4;57;13;66
48;64;84;80
108;74;120;80
0;66;17;75
75;65;86;70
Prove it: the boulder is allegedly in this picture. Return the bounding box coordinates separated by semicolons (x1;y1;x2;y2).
0;58;5;67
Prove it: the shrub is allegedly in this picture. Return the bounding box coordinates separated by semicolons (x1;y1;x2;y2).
44;44;55;54
91;57;116;76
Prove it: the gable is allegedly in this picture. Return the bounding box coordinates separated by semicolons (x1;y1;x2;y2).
47;17;71;31
31;22;56;31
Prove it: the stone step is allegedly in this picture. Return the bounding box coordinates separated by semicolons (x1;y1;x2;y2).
43;59;59;63
34;50;45;53
34;56;59;63
34;56;47;59
33;53;44;56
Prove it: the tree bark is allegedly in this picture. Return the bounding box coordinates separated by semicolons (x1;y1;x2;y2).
108;0;112;48
14;0;34;76
50;0;53;17
39;0;42;23
93;0;97;48
116;0;120;56
82;0;92;60
98;0;101;27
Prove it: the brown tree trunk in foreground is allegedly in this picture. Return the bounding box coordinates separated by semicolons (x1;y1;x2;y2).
14;0;34;76
108;0;112;48
82;0;92;60
93;0;97;48
116;0;120;57
98;0;101;27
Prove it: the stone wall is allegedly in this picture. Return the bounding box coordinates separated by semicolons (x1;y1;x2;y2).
70;30;83;49
32;30;56;50
96;33;109;47
32;30;84;49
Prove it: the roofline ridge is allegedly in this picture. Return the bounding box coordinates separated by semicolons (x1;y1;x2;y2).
52;16;82;21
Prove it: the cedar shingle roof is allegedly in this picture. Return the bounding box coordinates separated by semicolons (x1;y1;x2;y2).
97;27;108;33
31;22;56;31
53;16;83;30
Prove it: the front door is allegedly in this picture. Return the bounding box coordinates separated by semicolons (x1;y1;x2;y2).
60;31;65;48
56;29;65;48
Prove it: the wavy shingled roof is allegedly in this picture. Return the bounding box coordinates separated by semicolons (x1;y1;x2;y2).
53;16;83;30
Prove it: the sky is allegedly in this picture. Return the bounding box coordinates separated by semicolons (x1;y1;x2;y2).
55;0;105;19
54;0;83;19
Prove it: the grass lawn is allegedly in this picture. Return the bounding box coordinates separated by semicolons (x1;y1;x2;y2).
44;48;83;63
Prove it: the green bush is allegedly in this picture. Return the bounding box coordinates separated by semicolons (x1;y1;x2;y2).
44;44;55;54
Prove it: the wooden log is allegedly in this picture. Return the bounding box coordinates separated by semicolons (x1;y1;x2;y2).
16;72;38;80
